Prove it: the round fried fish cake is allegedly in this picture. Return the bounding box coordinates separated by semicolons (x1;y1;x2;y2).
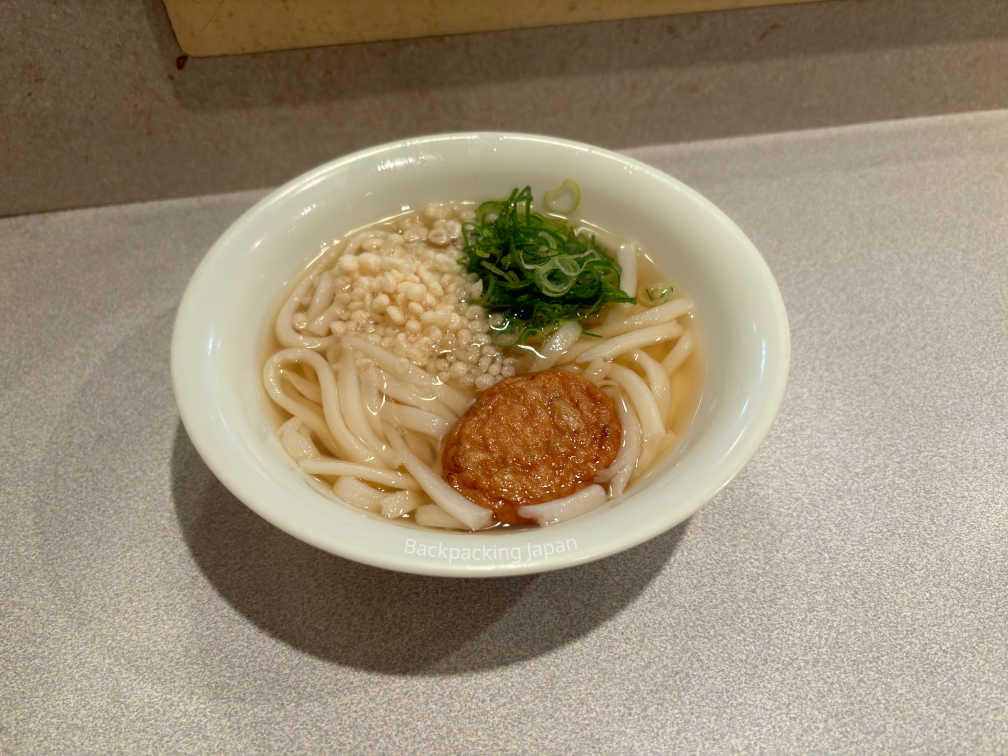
441;369;622;525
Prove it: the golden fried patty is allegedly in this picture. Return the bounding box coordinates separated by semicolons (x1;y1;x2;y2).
442;369;622;525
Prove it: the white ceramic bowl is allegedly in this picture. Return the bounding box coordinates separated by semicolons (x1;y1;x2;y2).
171;132;789;577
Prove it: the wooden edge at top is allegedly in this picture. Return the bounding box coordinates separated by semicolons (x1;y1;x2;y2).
163;0;829;57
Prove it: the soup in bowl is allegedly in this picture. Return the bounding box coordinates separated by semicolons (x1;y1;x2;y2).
171;132;789;576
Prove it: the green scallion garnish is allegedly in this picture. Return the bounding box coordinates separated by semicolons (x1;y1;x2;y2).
646;286;673;303
459;186;635;344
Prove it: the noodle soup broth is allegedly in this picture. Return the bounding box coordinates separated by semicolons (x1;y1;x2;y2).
262;196;702;531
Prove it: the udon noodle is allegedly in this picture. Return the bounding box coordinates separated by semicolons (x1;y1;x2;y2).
263;198;701;530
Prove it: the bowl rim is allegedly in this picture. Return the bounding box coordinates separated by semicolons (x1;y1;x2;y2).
171;130;790;577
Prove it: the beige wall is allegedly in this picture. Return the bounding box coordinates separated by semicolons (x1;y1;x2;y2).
2;0;1006;217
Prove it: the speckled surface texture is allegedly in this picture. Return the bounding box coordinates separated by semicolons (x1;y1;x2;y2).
3;0;1008;217
2;111;1007;753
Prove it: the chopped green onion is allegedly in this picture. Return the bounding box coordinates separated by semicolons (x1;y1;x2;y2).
646;286;674;303
543;179;581;215
459;185;634;344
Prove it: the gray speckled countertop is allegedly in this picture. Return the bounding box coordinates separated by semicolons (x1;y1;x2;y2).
2;112;1007;753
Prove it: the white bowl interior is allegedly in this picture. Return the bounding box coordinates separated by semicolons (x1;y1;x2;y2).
172;132;789;577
